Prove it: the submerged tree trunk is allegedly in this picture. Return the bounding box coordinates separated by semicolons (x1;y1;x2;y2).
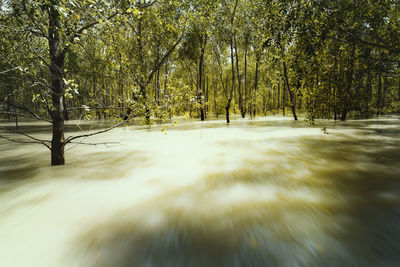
253;52;260;118
282;80;286;116
49;2;66;165
243;35;248;118
224;0;238;124
226;34;235;123
225;104;230;123
198;34;207;121
213;79;218;117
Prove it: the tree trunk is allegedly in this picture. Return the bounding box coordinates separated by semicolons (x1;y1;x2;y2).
282;80;286;116
227;36;235;124
382;77;388;114
198;34;207;121
277;83;280;113
398;78;400;103
244;35;248;118
341;43;355;121
253;52;260;118
205;76;209;118
225;103;230;124
377;72;382;116
282;61;298;120
164;61;169;96
234;37;244;118
49;2;66;165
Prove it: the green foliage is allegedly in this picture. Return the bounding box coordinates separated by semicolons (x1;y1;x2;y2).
1;0;399;124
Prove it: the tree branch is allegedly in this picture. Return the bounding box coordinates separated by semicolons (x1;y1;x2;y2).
1;100;52;123
64;119;130;144
0;127;51;150
146;35;183;86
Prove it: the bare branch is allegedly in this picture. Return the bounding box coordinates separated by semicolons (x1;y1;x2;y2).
65;141;119;152
0;111;48;122
0;127;51;150
0;100;52;123
64;119;130;144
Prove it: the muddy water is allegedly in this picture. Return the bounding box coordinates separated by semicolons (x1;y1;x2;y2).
0;116;399;267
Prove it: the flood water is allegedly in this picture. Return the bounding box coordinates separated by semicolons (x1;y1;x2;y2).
0;116;399;267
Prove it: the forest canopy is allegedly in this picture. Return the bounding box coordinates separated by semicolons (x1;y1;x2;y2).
0;0;399;165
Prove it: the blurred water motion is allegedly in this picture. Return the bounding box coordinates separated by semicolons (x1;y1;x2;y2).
0;116;399;267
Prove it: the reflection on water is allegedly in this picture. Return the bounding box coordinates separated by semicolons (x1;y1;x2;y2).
0;116;399;267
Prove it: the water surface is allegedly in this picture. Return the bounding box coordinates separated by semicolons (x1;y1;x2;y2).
0;116;399;267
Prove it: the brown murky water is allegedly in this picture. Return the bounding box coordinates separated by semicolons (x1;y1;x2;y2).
0;116;399;267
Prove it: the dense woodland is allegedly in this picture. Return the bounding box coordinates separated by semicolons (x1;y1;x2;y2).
0;0;399;165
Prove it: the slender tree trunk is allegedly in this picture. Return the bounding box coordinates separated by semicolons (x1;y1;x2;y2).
277;83;280;113
226;36;235;124
234;37;244;118
377;72;382;116
244;35;248;117
164;62;168;96
253;52;260;118
225;104;230;123
398;78;400;103
382;77;388;114
282;80;286;116
282;61;298;120
213;79;218;117
341;43;355;121
198;34;207;121
155;69;160;105
225;0;238;124
205;76;209;118
137;16;150;124
333;55;338;120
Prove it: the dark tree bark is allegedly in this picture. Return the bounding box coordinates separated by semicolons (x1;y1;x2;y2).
198;34;207;121
244;34;248;118
398;78;400;103
48;2;66;165
223;0;238;124
282;80;286;116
